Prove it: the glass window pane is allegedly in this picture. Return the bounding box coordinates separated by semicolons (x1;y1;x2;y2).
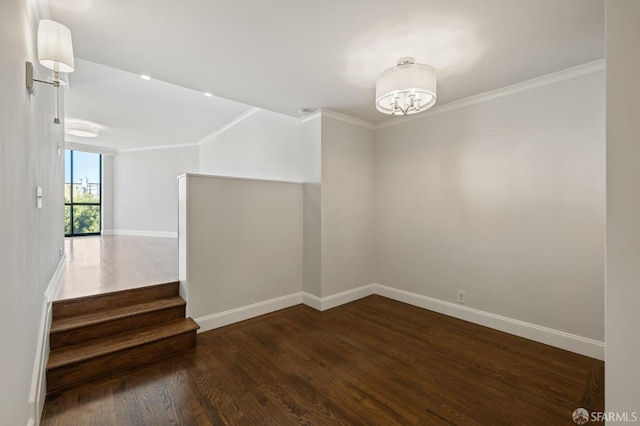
72;151;100;187
64;205;71;235
65;183;72;203
72;183;100;204
65;150;102;235
72;205;100;234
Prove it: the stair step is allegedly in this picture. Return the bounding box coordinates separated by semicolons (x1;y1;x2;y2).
50;296;187;350
46;318;199;394
52;281;179;319
48;318;199;370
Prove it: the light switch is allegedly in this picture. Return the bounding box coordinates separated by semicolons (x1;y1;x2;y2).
36;186;43;209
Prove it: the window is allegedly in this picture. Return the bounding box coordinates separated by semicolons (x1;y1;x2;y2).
65;150;102;236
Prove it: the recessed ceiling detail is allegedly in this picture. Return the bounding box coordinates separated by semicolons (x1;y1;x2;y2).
64;59;255;150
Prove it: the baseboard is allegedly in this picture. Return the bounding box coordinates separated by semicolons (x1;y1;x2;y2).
301;292;322;310
101;229;114;236
195;292;303;332
28;255;66;426
302;284;375;311
373;284;605;360
44;254;65;303
111;229;178;238
193;282;603;360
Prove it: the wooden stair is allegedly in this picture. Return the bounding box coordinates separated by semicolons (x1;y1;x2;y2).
47;281;199;394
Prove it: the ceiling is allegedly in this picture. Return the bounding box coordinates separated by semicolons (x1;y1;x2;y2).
51;0;604;148
64;59;253;150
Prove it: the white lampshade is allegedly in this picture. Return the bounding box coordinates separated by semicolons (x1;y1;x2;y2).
376;58;436;115
37;20;75;73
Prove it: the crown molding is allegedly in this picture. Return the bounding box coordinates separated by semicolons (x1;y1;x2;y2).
116;142;199;153
197;107;261;145
115;107;261;152
374;59;605;130
65;141;117;156
320;108;376;130
300;109;321;123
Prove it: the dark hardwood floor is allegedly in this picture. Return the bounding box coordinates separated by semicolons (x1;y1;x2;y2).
42;295;604;425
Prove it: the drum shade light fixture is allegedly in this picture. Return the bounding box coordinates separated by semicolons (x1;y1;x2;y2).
26;19;75;124
375;57;436;115
65;122;99;138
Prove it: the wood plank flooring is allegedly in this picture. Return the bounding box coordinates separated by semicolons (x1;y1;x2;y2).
42;295;604;425
56;236;177;300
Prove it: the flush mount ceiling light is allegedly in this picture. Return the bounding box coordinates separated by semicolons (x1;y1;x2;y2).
65;122;99;138
26;19;75;124
375;57;436;115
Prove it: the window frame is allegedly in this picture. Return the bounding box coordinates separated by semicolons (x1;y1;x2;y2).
65;150;102;237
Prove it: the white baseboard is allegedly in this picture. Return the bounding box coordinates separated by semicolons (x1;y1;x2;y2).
195;292;303;333
28;255;66;426
192;281;603;360
373;284;605;360
110;229;178;238
301;292;322;310
302;284;375;311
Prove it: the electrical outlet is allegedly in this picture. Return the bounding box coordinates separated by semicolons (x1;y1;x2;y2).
457;290;466;304
59;247;64;259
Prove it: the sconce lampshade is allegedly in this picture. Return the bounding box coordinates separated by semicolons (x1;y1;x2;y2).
376;57;436;115
37;20;75;73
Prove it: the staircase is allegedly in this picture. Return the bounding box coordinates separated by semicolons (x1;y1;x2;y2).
46;281;199;394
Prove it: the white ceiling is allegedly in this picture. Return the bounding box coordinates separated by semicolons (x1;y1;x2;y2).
64;59;253;150
51;0;604;147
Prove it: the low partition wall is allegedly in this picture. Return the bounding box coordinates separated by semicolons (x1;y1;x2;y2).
178;174;303;328
177;173;603;361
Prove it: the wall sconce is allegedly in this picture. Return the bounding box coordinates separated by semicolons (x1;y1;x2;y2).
26;19;75;124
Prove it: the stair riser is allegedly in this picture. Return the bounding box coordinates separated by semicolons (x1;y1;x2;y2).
47;331;196;395
50;306;186;350
53;282;179;319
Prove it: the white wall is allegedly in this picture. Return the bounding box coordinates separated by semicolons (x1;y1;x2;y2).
320;117;375;297
375;70;605;342
0;0;65;424
606;0;640;414
302;115;322;296
199;108;305;182
101;154;115;232
114;145;198;236
178;174;303;329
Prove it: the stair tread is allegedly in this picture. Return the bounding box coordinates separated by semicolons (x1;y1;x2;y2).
50;296;186;333
47;318;199;370
52;281;179;319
